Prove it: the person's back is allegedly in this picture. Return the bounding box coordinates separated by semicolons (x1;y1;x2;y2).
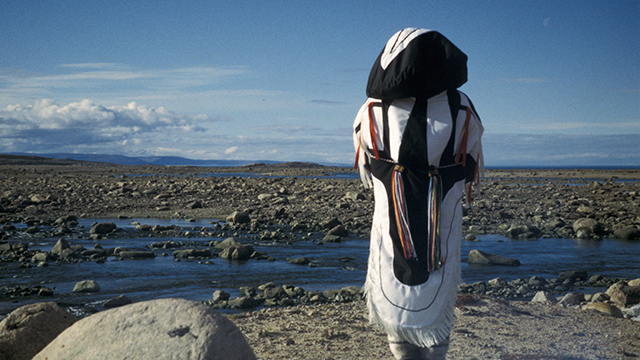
353;28;484;360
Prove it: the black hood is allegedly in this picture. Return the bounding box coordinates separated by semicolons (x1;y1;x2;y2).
366;28;468;100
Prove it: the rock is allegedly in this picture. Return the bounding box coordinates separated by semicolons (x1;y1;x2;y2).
468;249;520;266
582;302;624;318
288;257;310;265
212;290;230;302
0;302;77;360
613;226;640;240
187;200;203;209
344;191;365;201
327;224;348;237
528;276;548;288
72;280;101;293
32;298;256;360
0;241;11;252
488;277;508;287
154;192;172;200
322;234;343;243
54;215;77;225
50;238;70;255
173;249;212;259
228;296;263;310
559;270;588;283
137;224;153;231
219;245;255;260
214;237;243;249
263;287;287;299
226;211;250;224
531;291;557;304
629;279;640;287
118;251;156;260
505;224;540;239
559;292;585;306
624;304;640;320
104;295;133;309
319;217;341;229
31;252;51;263
38;287;54;297
606;282;640;308
90;222;117;235
572;218;603;237
591;292;610;303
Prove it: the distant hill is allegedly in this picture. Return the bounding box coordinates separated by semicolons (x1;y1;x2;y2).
0;154;93;166
2;152;293;167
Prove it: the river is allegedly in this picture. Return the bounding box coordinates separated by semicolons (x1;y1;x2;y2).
1;217;638;318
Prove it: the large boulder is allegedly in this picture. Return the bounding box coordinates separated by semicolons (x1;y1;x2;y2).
214;237;244;250
226;211;251;225
613;226;640;240
50;238;70;255
0;302;77;360
219;245;254;260
468;249;520;266
72;280;100;293
572;218;603;238
606;281;640;308
582;302;623;318
90;222;117;235
33;298;256;360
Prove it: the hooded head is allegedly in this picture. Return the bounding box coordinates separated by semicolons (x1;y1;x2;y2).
366;28;468;100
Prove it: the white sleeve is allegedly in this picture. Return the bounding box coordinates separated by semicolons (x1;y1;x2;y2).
353;100;373;188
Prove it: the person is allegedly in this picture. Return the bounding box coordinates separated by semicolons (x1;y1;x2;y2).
353;28;484;360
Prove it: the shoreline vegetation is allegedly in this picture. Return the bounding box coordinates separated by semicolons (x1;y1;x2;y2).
1;155;640;359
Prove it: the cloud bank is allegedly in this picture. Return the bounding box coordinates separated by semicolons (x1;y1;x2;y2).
0;99;209;154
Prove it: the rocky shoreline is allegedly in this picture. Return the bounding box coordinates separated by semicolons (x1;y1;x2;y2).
1;158;640;358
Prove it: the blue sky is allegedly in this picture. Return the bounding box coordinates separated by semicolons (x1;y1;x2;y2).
1;1;638;167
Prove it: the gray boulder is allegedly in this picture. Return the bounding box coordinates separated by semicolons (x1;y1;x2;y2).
0;302;77;360
173;249;212;259
118;251;155;260
613;226;640;240
572;218;603;237
531;291;557;304
33;298;256;360
505;224;540;239
606;281;640;308
559;292;585;306
226;211;251;225
50;238;70;255
90;222;117;235
468;250;520;266
214;237;243;250
103;295;133;309
219;245;254;260
72;280;100;293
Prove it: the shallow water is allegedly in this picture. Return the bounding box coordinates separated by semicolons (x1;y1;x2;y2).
1;217;638;317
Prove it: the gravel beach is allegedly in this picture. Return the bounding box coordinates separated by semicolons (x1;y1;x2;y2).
1;155;639;359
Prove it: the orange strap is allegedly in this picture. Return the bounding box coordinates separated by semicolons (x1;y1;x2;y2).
353;142;361;169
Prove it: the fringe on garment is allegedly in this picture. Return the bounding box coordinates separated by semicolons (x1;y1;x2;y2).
362;268;462;348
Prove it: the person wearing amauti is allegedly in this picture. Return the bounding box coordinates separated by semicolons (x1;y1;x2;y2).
353;28;484;360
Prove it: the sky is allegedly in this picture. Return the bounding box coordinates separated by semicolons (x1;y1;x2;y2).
1;0;639;167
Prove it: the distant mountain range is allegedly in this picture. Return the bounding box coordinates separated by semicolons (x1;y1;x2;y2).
4;153;284;167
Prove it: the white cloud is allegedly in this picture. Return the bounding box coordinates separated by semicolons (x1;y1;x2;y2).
0;99;209;153
224;146;239;154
